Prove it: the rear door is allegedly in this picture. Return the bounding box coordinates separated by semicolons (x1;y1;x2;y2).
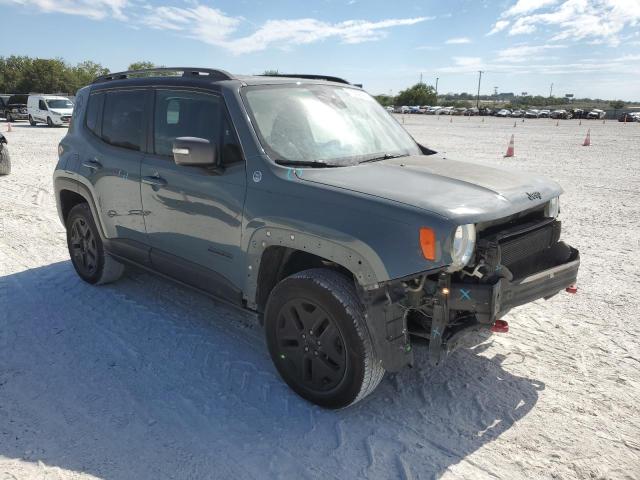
140;88;246;300
81;88;149;263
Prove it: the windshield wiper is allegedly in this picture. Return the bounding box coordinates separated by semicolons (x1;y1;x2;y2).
358;153;409;164
275;159;339;168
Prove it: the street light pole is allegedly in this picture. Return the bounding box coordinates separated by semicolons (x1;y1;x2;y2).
476;70;483;109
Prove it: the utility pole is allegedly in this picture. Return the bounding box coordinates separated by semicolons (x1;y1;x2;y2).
435;77;439;104
420;72;423;84
549;82;554;98
476;70;483;109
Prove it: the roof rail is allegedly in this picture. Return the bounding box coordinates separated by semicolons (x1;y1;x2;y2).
259;74;351;85
92;67;235;84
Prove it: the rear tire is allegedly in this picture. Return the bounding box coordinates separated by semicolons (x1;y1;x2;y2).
66;203;124;285
265;268;384;409
46;117;53;127
29;115;36;126
0;146;10;175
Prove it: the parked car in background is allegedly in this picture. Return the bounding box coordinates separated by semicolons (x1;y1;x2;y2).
452;107;467;116
524;109;540;118
3;94;28;122
480;107;493;116
394;106;410;114
571;109;585;119
425;106;442;114
0;95;11;119
510;110;524;118
0;132;10;175
385;106;394;113
618;112;638;122
28;95;74;127
464;107;479;116
550;109;572;119
495;109;511;117
587;109;606;119
538;109;551;118
437;106;454;115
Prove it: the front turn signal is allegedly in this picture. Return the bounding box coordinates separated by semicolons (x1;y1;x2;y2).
419;227;436;261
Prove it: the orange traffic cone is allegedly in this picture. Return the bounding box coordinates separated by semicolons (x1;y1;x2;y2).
6;123;11;132
583;129;591;146
504;134;515;157
556;120;559;126
579;119;582;126
482;117;485;123
449;116;453;123
513;121;517;127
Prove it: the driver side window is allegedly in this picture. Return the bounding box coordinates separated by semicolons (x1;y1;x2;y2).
39;100;47;110
154;89;242;165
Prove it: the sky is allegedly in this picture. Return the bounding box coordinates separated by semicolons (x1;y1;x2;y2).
1;0;640;100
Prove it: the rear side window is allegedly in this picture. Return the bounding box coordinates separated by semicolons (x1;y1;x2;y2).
154;89;242;165
85;92;104;136
102;90;145;151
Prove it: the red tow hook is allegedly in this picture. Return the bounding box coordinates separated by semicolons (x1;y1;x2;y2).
491;319;509;333
566;284;578;294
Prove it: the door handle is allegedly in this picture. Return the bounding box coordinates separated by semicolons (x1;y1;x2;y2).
142;175;167;187
82;159;102;170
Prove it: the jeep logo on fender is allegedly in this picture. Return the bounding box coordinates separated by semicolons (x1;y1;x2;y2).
526;191;542;201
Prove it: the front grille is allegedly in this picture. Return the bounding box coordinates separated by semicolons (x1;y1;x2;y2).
500;221;561;267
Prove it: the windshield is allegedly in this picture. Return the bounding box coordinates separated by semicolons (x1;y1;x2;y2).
47;99;73;109
243;84;420;165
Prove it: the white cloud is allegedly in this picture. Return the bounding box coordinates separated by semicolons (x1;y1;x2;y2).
4;0;128;20
488;20;510;35
502;0;560;17
3;0;430;54
445;37;472;44
229;17;428;54
497;43;567;61
492;0;640;45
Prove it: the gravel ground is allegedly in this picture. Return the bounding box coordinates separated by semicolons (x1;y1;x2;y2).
0;116;639;480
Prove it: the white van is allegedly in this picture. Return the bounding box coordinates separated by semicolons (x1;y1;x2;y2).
27;95;74;127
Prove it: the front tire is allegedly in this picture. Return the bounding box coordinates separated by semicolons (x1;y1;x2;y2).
66;203;124;285
29;115;36;126
0;146;11;175
265;268;384;409
46;117;54;127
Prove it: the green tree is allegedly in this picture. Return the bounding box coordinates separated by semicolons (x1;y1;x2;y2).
374;94;394;107
67;61;110;91
394;83;437;106
610;100;625;110
128;61;158;71
263;69;280;75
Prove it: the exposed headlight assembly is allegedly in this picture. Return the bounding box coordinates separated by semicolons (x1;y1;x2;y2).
545;196;560;218
448;224;476;272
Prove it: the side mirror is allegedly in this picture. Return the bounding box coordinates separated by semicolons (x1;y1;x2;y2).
172;137;217;167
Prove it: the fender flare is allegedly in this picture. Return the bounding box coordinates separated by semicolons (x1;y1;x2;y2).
54;176;107;239
243;226;388;308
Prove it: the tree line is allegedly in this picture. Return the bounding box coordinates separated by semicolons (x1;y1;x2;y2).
0;56;159;95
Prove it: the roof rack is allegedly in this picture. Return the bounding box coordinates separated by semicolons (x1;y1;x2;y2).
259;74;351;85
92;67;235;84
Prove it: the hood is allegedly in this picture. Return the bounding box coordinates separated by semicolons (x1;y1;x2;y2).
50;108;73;115
296;155;562;223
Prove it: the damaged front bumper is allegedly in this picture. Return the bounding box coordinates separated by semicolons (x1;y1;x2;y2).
362;240;580;372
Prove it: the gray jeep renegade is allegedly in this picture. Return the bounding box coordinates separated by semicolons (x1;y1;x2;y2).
54;68;580;408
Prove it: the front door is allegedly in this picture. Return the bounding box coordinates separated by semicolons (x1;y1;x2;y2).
140;88;246;300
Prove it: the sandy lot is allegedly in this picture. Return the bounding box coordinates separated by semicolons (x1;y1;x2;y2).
0;116;639;480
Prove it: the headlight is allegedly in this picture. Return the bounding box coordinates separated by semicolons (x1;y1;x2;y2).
545;197;560;218
448;224;476;272
52;111;61;116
